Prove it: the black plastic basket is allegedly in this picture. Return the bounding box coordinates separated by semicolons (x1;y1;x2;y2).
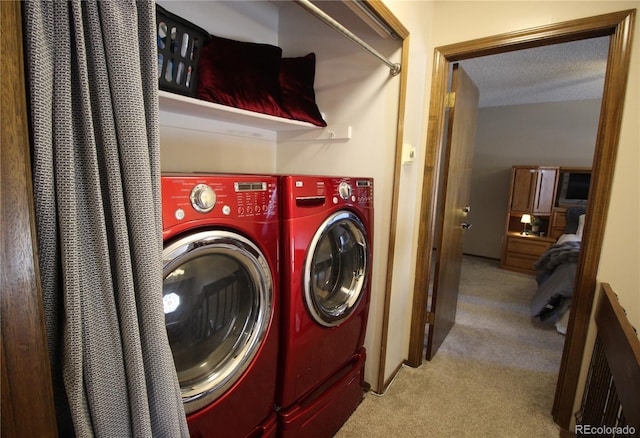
156;5;210;97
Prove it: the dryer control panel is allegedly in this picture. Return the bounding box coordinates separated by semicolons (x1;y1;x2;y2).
162;175;278;230
282;175;374;219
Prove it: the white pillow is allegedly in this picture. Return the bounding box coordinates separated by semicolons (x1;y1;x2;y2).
557;233;582;245
576;214;586;238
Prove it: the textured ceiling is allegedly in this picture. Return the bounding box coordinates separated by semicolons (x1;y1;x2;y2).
459;36;610;108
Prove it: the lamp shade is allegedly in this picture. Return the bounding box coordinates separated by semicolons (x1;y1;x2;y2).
520;214;532;224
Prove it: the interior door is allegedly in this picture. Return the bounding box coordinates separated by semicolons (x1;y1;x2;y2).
426;64;479;360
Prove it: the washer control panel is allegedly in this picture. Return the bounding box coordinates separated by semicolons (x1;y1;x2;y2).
162;175;278;228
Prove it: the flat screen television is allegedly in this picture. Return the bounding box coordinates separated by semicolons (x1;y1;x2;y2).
557;172;591;206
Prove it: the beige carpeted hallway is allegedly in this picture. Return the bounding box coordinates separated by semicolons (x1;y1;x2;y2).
336;255;566;437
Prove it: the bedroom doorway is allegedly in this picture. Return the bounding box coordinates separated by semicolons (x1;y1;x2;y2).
426;39;605;361
407;9;635;429
458;40;604;324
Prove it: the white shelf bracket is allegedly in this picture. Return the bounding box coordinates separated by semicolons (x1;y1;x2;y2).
277;125;352;143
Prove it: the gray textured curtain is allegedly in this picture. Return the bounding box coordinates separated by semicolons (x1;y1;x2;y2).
23;1;189;436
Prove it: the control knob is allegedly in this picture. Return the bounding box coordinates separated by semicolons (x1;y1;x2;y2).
190;184;216;213
338;182;352;200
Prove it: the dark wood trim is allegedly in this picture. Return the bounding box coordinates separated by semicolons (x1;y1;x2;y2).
553;10;635;426
1;1;58;436
407;47;449;367
594;283;640;429
558;166;591;173
435;9;628;61
376;33;411;393
406;9;636;430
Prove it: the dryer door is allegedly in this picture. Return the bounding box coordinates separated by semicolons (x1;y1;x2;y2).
304;210;368;327
162;230;273;414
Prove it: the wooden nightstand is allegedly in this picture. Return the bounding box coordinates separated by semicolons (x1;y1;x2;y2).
501;233;555;274
501;165;559;275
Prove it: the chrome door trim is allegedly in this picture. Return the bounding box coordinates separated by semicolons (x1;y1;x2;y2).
303;210;368;327
163;229;272;414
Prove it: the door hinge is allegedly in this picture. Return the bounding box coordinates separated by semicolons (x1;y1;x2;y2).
445;92;456;108
426;311;435;325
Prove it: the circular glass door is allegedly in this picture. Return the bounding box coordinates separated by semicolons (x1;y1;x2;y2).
162;230;272;414
304;211;368;327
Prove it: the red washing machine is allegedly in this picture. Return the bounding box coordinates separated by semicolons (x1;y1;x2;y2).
161;174;279;438
277;175;374;438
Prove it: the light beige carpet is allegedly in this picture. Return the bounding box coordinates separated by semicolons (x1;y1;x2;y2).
336;255;566;438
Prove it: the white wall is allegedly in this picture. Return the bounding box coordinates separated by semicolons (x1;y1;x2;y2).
376;0;435;384
157;1;280;46
464;99;601;259
158;1;281;174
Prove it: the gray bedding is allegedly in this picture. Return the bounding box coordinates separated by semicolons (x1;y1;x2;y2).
530;241;581;323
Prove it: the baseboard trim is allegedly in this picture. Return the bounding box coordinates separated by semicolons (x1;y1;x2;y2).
374;361;405;395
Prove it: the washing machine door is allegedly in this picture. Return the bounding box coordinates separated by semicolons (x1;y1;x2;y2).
162;230;273;414
304;210;368;327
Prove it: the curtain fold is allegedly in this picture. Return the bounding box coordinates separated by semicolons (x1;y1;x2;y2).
24;1;189;436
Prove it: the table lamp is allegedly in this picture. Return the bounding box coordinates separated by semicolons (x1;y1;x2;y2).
520;214;532;235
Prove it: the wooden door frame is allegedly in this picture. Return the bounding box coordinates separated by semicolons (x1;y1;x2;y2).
1;1;58;435
406;9;636;429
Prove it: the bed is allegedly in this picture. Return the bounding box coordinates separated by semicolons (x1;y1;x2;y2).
530;207;586;333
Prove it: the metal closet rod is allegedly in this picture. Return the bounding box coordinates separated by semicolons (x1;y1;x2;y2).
296;0;401;76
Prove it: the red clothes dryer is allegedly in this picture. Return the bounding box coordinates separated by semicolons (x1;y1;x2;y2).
277;175;374;437
161;174;279;438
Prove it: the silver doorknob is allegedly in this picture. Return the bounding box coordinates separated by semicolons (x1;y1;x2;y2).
463;206;471;213
461;222;472;230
